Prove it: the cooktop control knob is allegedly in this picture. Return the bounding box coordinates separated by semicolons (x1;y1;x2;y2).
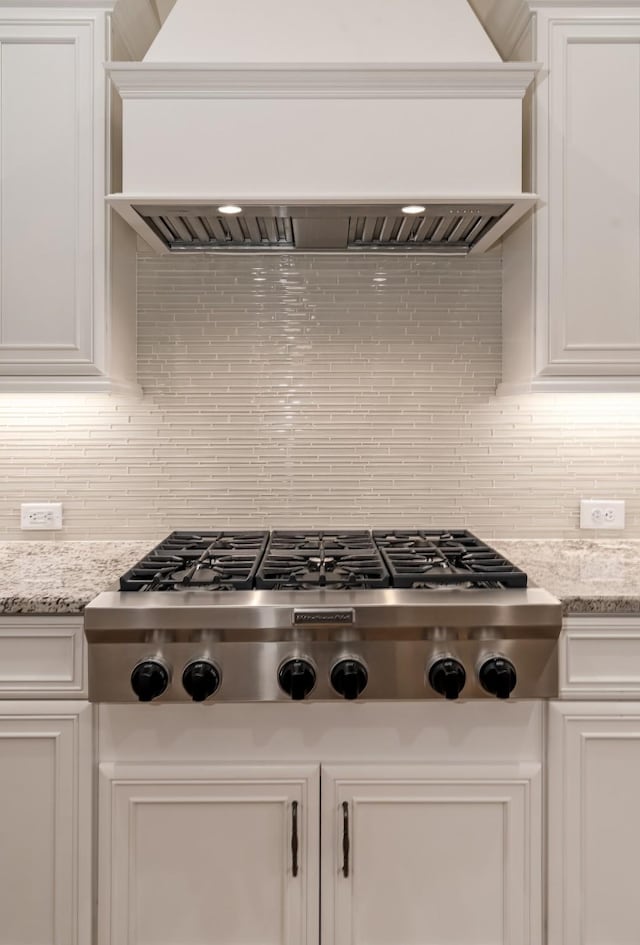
278;658;316;701
428;657;466;700
479;656;517;700
182;660;221;702
131;659;170;702
331;659;368;701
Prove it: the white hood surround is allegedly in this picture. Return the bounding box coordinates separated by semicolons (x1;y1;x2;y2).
108;0;537;255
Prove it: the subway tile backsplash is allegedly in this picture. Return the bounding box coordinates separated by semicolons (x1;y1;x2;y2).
1;251;640;539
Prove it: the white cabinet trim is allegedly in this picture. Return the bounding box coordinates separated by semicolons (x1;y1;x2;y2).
108;62;538;100
560;616;640;698
0;617;86;697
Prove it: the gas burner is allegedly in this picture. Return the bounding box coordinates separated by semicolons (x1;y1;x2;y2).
388;552;448;570
413;581;477;591
163;580;239;593
307;555;337;570
271;570;371;590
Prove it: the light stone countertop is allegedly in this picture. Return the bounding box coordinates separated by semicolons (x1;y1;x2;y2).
494;539;640;615
0;541;152;615
0;539;638;616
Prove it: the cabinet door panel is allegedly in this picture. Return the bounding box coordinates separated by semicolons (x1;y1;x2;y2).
0;21;94;372
322;764;541;945
0;703;92;945
99;763;319;945
548;703;640;945
547;21;640;372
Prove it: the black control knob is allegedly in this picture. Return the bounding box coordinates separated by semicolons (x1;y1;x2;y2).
330;659;368;701
479;656;517;700
182;660;221;702
131;660;169;702
278;659;317;701
429;658;466;700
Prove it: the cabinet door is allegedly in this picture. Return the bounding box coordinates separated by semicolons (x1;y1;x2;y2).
99;763;319;945
0;19;97;374
0;702;92;945
322;763;541;945
548;702;640;945
544;19;640;375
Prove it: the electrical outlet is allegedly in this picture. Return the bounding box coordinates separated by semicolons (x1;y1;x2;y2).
580;499;625;530
20;502;63;531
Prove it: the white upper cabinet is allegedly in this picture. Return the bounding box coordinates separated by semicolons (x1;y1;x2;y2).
498;3;640;393
0;2;137;393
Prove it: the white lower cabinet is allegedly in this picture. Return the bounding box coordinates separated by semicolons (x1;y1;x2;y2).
0;702;92;945
98;760;541;945
98;764;320;945
548;702;640;945
322;764;542;945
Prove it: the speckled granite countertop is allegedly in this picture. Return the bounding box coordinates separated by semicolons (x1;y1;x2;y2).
0;541;151;615
494;540;640;615
0;539;638;616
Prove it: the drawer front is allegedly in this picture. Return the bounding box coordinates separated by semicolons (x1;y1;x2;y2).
561;617;640;698
0;617;85;696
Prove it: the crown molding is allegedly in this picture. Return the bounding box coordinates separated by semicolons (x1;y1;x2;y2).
107;62;539;100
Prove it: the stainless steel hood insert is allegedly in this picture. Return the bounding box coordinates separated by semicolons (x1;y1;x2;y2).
127;201;525;255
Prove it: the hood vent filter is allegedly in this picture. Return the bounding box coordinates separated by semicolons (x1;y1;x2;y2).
134;203;510;254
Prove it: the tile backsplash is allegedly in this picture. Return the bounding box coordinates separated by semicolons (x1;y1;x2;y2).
1;251;640;540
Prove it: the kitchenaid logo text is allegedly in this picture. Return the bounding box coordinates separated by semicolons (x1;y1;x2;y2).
293;609;355;625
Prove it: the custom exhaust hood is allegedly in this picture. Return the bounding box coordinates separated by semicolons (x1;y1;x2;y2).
108;0;537;255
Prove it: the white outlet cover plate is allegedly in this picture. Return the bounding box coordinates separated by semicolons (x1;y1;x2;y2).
20;502;63;530
580;499;625;529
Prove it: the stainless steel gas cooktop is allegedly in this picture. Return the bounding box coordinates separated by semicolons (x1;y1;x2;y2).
84;529;562;703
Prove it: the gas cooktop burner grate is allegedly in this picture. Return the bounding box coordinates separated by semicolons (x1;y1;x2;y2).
257;552;389;590
119;529;527;591
373;529;527;588
120;530;269;591
268;530;378;552
256;531;389;589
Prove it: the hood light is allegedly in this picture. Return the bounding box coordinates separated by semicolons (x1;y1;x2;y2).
218;204;242;214
402;205;426;214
